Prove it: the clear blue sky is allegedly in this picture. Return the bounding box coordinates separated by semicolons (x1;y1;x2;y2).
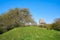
0;0;60;24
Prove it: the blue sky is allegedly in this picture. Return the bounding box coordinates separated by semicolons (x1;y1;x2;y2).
0;0;60;24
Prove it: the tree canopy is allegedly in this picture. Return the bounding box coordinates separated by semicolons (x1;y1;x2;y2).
0;8;36;34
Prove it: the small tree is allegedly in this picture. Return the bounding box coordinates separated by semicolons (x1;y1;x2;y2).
52;18;60;31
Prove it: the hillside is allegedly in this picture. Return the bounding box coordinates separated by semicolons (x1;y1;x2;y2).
0;27;60;40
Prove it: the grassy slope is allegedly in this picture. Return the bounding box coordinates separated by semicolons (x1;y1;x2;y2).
0;27;60;40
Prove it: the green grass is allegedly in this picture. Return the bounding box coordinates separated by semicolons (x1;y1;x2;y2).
0;26;60;40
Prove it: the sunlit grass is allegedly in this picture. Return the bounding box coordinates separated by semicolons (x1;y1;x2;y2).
0;26;60;40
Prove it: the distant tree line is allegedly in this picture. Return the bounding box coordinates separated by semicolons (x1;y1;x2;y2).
0;8;36;34
39;18;60;31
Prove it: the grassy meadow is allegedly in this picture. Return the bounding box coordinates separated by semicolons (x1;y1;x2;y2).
0;26;60;40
